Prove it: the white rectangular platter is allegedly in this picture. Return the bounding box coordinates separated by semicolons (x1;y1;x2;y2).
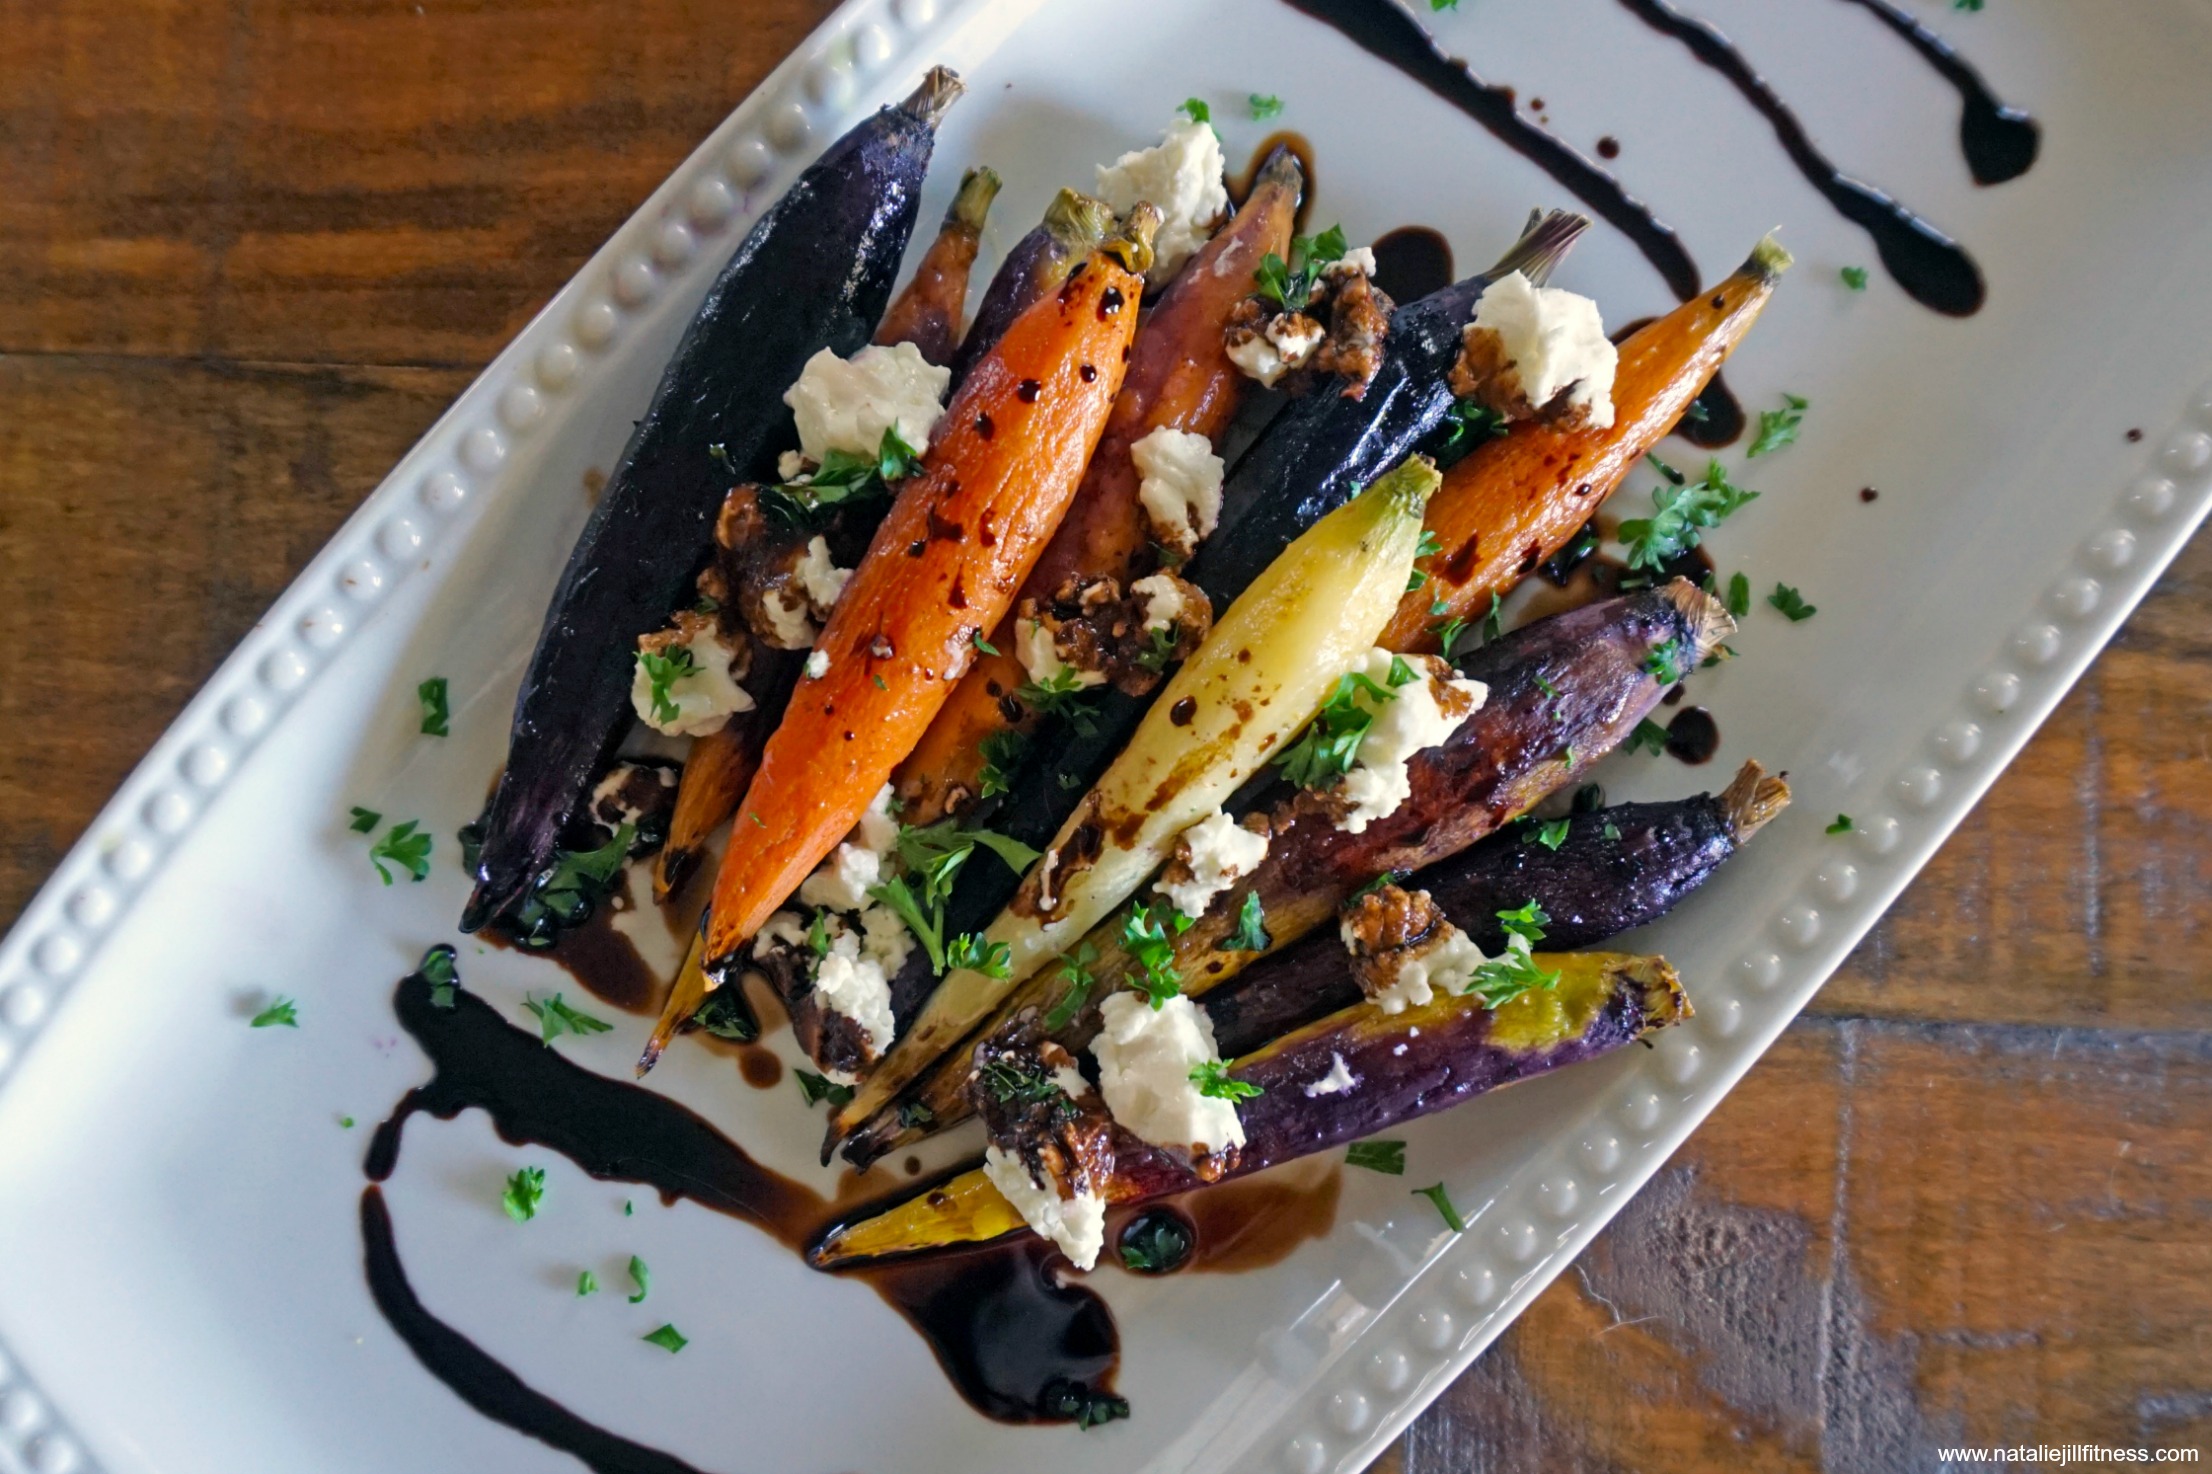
4;0;2212;1471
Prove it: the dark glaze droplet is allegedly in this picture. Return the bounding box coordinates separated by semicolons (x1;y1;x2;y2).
738;1046;783;1088
1861;486;1881;502
1837;0;2040;184
1596;135;1621;159
974;412;995;440
1368;226;1455;303
1664;705;1721;764
1016;379;1041;403
1170;696;1197;726
1539;520;1601;586
1681;373;1746;448
2125;428;2144;444
1079;363;1098;383
948;577;968;609
1098;286;1125;319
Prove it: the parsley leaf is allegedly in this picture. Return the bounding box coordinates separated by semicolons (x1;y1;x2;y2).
1747;392;1810;458
1013;664;1101;735
416;676;450;737
348;805;382;833
1724;571;1751;619
1179;97;1211;125
1616;460;1759;571
1274;669;1394;789
1045;1380;1131;1431
1496;900;1550;945
1122;901;1190;1007
503;1166;546;1223
499;824;634;948
419;944;460;1009
522;992;613;1046
1346;1139;1407;1175
946;932;1013;978
1249;93;1284;120
1953;0;1982;11
577;1270;598;1296
1413;1181;1467;1232
1135;623;1181;675
1644;637;1687;685
980;1055;1065;1106
1189;1059;1263;1102
1463;933;1561;1009
1626;718;1669;757
1480;591;1505;645
1252;223;1349;312
972;630;1000;656
691;988;757;1042
1841;265;1870;291
872;820;1040;975
1043;945;1100;1033
761;427;922;529
636;644;697;726
795;1070;855;1108
1435;398;1508;466
898;1101;937;1131
1118;1214;1193;1273
1430;0;1461;9
1827;814;1855;835
369;819;433;885
1527;818;1570;852
641;1324;688;1354
1226;889;1271;953
978;727;1029;800
627;1254;651;1304
1767;583;1817;622
250;997;299;1029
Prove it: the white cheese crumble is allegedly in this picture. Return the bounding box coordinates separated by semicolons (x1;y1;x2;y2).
630;628;755;738
760;588;817;651
797;784;900;914
1131;425;1225;554
590;763;674;833
804;649;831;680
1130;573;1187;633
761;536;854;651
984;1145;1107;1271
1090;992;1246;1157
811;920;900;1057
1094;118;1229;283
1331;245;1379;278
1334;649;1487;834
1468;271;1618;429
1154;809;1268;919
1016;617;1106;691
777;449;808;481
794;535;852;612
1302;1052;1359;1098
1340;914;1488;1015
782;341;951;463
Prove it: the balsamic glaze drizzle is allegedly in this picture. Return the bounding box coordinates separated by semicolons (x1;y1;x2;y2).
1837;0;2040;184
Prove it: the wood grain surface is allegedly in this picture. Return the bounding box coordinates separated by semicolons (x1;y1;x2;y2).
3;3;2207;1469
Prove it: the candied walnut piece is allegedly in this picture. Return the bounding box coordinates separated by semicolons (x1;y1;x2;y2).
968;1019;1116;1204
1223;259;1395;400
1339;882;1451;1004
1017;572;1213;699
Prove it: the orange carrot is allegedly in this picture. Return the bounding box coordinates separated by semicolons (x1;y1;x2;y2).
871;166;1000;366
891;148;1305;823
641;216;1157;1068
651;709;766;902
1382;237;1791;652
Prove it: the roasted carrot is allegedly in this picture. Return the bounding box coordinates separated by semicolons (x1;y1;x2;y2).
872;166;1001;367
1383;235;1792;652
640;213;1159;1071
892;146;1305;824
948;189;1114;389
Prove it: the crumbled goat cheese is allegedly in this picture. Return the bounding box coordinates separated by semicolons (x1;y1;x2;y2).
1131;425;1225;555
1338;915;1488;1015
794;535;851;612
1226;312;1328;389
797;785;902;915
1302;1053;1359;1098
1052;1063;1091;1100
631;628;755;737
984;1145;1106;1271
782;341;951;463
1094;118;1229;283
777;449;808;482
1331;245;1379;278
762;536;854;652
1016;617;1106;691
754;910;810;959
1465;271;1618;429
760;588;817;651
1154;810;1268;919
1131;573;1187;633
1091;993;1246;1156
804;649;831;680
1335;650;1487;833
810;921;899;1057
590;763;674;833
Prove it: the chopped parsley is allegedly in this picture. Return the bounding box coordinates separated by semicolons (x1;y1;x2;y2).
1841;265;1869;291
1043;945;1100;1033
1479;592;1505;646
420;944;460;1009
1408;529;1443;592
250;997;299;1029
898;1101;937;1132
368;819;433;885
1013;664;1101;735
503;1166;546;1223
641;1324;688;1354
1253;223;1349;312
1248;93;1284;120
1435;399;1508;465
870;820;1040;975
417;676;450;737
1747;392;1810;459
1346;1139;1407;1175
1413;1181;1467;1233
1189;1059;1263;1102
348;805;382;833
1724;571;1751;619
340;1115;355;1129
1431;608;1472;657
636;644;696;726
1616;460;1759;571
1179;97;1211;126
795;1070;855;1108
762;427;923;529
1118;1215;1193;1273
577;1270;598;1296
1526;818;1570;852
1571;783;1605;813
1123;900;1192;1007
1226;889;1272;953
1827;814;1855;835
1767;583;1817;622
1044;1380;1131;1431
1430;0;1461;9
946;932;1013;978
1626;718;1669;757
496;823;634;948
978;727;1029;800
1463;933;1560;1009
1496;900;1550;945
1644;637;1687;685
1135;623;1181;675
627;1254;651;1304
523;992;613;1046
1953;0;1982;11
691;988;758;1043
971;630;1000;656
980;1055;1064;1106
1275;669;1395;789
1603;821;1622;841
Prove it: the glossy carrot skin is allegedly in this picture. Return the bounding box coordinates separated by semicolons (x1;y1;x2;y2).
651;654;796;902
873;166;1001;367
892;149;1304;824
1382;241;1787;651
947;189;1113;390
649;240;1148;1061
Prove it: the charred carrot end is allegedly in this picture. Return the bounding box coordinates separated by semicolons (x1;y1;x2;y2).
1384;236;1791;653
652;716;765;903
873;166;1003;367
640;213;1162;1072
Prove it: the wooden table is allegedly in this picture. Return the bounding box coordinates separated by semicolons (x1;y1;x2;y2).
4;3;2207;1468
